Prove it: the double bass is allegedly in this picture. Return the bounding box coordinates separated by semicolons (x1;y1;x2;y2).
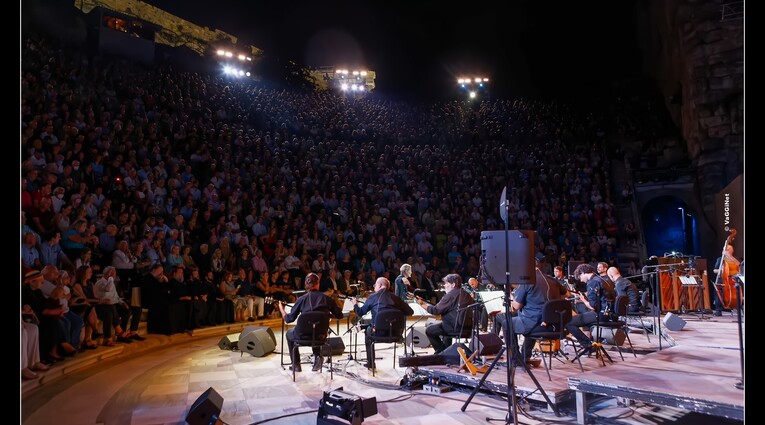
713;229;740;309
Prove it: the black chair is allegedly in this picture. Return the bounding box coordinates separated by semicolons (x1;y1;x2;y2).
626;290;653;342
291;311;332;382
367;309;407;376
526;299;583;381
595;295;637;361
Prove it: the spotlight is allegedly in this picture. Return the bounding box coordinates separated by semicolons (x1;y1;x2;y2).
317;387;377;425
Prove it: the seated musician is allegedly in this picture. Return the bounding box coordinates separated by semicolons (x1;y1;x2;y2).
491;261;567;367
466;277;490;331
350;277;413;370
417;274;473;354
607;267;641;314
565;263;616;351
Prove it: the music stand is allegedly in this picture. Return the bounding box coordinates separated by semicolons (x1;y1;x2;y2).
461;189;559;424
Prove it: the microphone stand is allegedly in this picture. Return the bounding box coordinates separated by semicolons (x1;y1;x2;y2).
405;315;426;356
734;275;744;390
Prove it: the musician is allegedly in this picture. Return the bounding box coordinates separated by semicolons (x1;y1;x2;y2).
350;277;414;370
277;273;344;372
417;273;473;354
466;277;489;331
565;263;616;351
712;244;740;316
420;269;442;304
607;267;641;313
395;263;414;300
491;262;567;367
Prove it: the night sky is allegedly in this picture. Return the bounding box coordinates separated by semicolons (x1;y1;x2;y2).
146;0;642;101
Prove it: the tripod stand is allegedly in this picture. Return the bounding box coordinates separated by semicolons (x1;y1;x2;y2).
461;282;560;422
463;190;558;424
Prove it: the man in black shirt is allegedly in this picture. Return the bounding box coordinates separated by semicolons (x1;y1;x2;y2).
608;267;641;313
278;273;344;372
350;277;414;369
417;273;473;353
565;264;616;349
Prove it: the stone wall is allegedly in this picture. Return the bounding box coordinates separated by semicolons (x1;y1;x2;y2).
637;0;743;207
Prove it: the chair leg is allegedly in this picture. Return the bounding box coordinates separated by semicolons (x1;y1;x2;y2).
371;342;376;377
328;344;333;380
624;331;637;358
292;346;298;382
540;351;552;381
393;342;397;370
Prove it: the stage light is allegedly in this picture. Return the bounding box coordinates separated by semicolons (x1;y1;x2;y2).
469;91;477;99
238;70;245;76
216;50;225;56
352;70;359;75
222;66;232;75
238;54;246;61
317;387;377;425
224;51;233;57
245;71;251;77
340;83;349;91
483;78;489;82
360;71;367;76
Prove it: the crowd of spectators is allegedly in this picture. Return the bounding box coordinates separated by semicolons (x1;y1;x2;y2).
20;35;637;373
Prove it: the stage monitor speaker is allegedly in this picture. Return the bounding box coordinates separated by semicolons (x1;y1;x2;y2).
239;328;276;357
480;230;535;286
218;333;239;350
186;387;223;425
662;312;687;331
241;325;277;346
470;332;503;355
590;326;626;346
320;337;346;356
440;342;472;365
406;326;430;348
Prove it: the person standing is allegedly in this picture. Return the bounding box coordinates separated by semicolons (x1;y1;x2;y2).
350;277;414;370
417;274;473;353
395;263;414;300
712;243;741;316
278;273;343;372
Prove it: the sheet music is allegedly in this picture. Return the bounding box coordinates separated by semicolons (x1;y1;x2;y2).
409;301;434;316
478;290;505;314
342;299;356;314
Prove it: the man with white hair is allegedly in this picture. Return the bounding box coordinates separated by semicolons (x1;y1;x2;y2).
395;263;413;300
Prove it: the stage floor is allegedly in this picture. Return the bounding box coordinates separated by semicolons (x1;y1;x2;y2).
22;312;744;425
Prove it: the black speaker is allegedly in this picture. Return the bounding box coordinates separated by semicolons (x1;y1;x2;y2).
663;312;687;331
241;325;277;346
186;387;223;425
591;326;626;346
406;326;430;348
567;260;584;278
320;337;346;356
218;333;239;350
470;333;503;355
239;328;276;357
480;230;535;285
440;342;472;365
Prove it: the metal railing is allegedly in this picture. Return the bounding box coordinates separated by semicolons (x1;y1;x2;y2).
721;1;744;22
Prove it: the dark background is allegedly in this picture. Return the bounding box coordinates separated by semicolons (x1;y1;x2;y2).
147;0;642;101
